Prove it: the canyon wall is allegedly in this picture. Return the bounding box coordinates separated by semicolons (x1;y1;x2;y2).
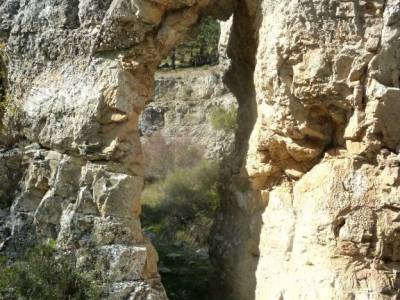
215;0;400;298
248;0;400;298
140;66;236;159
1;0;400;299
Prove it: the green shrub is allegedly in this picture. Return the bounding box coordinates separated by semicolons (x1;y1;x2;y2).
0;42;7;112
0;242;101;300
142;160;220;247
0;193;13;209
0;95;18;115
210;106;238;132
141;139;223;299
0;42;17;116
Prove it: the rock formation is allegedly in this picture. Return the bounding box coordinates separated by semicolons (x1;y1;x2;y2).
0;0;233;298
248;0;400;298
1;0;400;299
216;0;400;298
140;66;236;159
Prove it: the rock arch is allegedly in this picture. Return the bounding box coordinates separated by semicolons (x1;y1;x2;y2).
1;0;400;299
0;0;250;298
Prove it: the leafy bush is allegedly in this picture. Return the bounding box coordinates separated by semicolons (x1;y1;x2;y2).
0;95;18;115
0;192;13;210
0;42;18;116
0;242;101;300
142;159;220;247
210;106;238;132
0;42;8;113
141;136;223;299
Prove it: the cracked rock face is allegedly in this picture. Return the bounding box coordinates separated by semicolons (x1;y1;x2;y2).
1;0;400;299
248;0;400;299
0;0;233;298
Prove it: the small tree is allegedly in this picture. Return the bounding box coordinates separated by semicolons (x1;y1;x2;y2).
210;106;238;133
160;17;221;69
191;17;220;66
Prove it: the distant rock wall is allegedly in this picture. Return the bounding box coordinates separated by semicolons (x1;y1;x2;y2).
140;66;236;159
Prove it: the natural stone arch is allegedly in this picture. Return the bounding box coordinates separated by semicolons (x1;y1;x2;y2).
2;0;400;299
0;0;259;298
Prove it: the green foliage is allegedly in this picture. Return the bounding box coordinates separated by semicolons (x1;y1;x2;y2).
142;159;220;247
0;41;14;116
0;42;7;82
141;136;223;299
0;42;7;65
0;95;18;115
0;192;13;210
210;106;238;132
156;243;221;300
0;241;102;300
0;42;6;105
161;17;221;69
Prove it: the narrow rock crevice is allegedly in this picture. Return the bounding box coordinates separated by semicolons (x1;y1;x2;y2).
210;0;263;299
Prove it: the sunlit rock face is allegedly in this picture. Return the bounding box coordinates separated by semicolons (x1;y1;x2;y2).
249;0;400;299
1;0;400;299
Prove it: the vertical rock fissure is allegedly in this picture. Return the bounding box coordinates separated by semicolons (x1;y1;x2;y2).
210;0;263;299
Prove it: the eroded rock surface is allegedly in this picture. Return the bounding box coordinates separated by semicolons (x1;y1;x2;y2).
246;0;400;299
1;0;400;299
0;0;233;298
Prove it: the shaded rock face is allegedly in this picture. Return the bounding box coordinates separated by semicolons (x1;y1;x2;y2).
1;0;400;300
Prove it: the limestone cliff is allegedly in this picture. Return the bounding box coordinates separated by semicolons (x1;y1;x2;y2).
0;0;233;298
216;0;400;298
248;0;400;298
1;0;400;299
